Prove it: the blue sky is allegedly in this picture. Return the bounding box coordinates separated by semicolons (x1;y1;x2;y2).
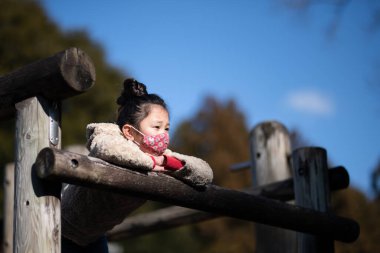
41;0;380;196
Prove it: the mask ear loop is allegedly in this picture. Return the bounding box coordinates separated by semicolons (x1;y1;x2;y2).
126;125;145;147
129;125;145;137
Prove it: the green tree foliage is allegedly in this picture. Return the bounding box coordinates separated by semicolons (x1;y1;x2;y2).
0;0;125;166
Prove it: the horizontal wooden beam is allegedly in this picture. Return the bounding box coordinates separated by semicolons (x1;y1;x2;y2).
106;166;349;240
249;166;348;201
35;148;360;243
107;206;212;241
0;48;95;120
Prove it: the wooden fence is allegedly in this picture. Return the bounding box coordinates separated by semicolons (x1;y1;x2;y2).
0;48;95;253
1;48;359;253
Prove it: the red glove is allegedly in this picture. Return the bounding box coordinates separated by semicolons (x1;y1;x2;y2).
163;155;185;171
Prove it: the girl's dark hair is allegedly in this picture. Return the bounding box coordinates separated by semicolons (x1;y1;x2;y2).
116;79;168;129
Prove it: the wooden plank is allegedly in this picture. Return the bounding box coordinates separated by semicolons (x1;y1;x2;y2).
292;147;334;253
0;48;95;120
14;97;61;253
250;121;296;253
3;163;14;253
35;148;360;243
106;166;349;240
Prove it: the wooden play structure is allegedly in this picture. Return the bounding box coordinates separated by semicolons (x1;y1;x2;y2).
0;48;359;253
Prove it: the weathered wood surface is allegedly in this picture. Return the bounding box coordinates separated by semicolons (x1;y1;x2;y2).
107;166;349;240
0;47;95;120
14;97;61;253
250;121;293;185
35;148;360;243
293;147;335;253
250;121;296;253
107;206;212;240
3;163;14;253
251;166;348;201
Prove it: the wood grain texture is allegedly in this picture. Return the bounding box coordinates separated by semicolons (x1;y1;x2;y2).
106;166;349;241
292;147;335;253
3;163;14;253
250;121;296;253
107;206;212;240
35;147;359;243
0;48;95;120
14;97;61;253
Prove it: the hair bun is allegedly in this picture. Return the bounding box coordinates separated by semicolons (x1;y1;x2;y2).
117;79;148;106
124;79;148;97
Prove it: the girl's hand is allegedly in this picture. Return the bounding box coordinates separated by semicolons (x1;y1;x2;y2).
150;155;166;166
148;154;168;172
149;154;184;172
152;165;168;172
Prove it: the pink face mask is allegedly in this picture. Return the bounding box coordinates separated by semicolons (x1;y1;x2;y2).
130;126;170;156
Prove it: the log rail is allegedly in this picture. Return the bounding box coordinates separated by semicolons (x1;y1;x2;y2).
0;48;95;253
0;47;95;120
35;147;360;243
106;166;349;240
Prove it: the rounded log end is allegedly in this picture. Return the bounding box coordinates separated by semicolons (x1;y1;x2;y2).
35;147;56;178
340;219;360;243
330;166;350;190
292;146;327;158
350;221;360;242
250;121;290;137
60;47;96;93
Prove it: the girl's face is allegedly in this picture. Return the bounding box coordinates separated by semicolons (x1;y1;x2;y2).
123;104;170;154
138;104;169;137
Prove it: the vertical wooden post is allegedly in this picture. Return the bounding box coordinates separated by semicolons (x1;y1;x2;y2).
292;147;334;253
3;163;14;253
249;121;296;253
14;96;61;253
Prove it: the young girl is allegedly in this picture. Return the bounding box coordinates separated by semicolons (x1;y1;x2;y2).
61;79;213;253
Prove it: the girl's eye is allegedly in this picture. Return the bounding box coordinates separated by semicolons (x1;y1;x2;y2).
165;128;170;132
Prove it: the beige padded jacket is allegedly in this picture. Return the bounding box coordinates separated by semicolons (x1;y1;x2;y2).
61;123;213;246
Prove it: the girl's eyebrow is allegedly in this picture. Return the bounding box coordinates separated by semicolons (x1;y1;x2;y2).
151;120;170;127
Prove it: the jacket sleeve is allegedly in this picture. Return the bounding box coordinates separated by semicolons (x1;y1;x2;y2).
86;123;154;171
61;123;213;245
86;123;213;187
86;123;213;186
61;123;152;245
163;149;213;187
